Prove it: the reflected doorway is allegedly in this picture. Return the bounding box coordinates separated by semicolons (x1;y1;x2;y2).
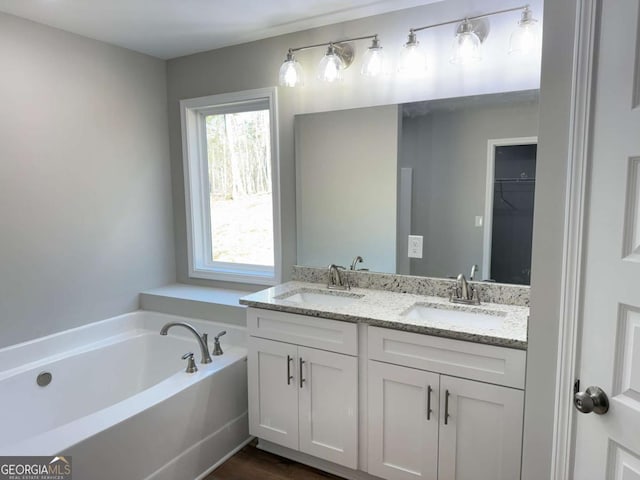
483;138;537;285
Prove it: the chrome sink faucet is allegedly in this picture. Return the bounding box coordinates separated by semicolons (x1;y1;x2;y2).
350;255;369;271
327;264;350;290
449;273;481;305
470;264;478;281
160;322;212;364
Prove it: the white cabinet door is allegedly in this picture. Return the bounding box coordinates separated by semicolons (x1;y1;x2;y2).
438;376;524;480
248;336;299;450
298;346;358;469
368;360;440;480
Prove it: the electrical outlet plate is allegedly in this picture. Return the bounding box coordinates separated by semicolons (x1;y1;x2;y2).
408;235;423;258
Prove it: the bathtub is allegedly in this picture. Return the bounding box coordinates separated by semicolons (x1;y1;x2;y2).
0;310;250;480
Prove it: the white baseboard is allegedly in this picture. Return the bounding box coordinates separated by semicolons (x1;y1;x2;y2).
195;434;254;480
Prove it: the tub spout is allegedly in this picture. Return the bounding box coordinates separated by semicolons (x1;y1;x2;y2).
160;322;212;364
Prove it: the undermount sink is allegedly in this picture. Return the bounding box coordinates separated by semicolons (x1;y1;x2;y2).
276;289;364;307
402;303;507;329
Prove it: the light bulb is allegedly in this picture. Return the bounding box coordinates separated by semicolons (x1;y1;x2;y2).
279;52;303;87
317;45;344;83
398;31;427;77
361;37;385;77
450;19;481;65
509;7;540;55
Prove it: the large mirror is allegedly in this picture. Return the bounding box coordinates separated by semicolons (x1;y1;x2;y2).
295;90;539;285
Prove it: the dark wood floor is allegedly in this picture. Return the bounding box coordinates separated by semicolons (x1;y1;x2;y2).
205;442;344;480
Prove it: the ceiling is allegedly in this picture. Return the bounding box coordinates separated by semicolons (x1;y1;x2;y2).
0;0;442;59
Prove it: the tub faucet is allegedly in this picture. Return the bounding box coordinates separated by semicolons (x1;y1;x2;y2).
212;330;226;356
181;352;198;373
449;273;481;305
327;264;350;290
160;322;212;364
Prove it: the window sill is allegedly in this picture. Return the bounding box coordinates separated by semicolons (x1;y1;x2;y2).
189;268;277;286
140;283;255;326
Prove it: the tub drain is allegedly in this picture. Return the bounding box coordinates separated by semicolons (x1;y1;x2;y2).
37;371;52;387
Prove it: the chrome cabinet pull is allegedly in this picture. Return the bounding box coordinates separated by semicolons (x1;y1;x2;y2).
426;385;433;420
299;358;306;388
286;355;293;385
444;390;450;425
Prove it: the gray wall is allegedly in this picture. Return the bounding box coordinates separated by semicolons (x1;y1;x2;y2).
166;0;542;288
0;13;175;348
401;99;539;279
164;5;562;475
296;106;398;273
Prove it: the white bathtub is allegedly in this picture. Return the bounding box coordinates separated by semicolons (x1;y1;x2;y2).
0;311;250;480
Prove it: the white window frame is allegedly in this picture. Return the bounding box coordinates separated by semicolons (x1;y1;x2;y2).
180;87;281;285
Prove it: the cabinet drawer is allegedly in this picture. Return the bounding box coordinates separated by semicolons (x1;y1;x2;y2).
247;308;358;355
368;326;526;389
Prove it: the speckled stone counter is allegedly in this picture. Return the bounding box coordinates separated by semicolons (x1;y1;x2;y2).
240;281;528;350
292;266;530;307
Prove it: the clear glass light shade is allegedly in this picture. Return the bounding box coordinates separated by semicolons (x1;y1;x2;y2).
509;14;540;55
279;56;304;87
317;54;343;82
398;37;427;77
450;21;481;65
317;47;345;83
318;45;344;83
361;46;385;77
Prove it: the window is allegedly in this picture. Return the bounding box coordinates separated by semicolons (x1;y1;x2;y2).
181;88;280;284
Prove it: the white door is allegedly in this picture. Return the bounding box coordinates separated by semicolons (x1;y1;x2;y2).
438;376;524;480
247;337;299;450
572;0;640;477
367;360;439;480
298;346;358;469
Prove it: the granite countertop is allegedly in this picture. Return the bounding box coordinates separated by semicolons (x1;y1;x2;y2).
239;281;528;350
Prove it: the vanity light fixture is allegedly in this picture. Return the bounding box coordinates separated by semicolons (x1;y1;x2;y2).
279;34;382;87
403;4;537;72
450;18;482;65
361;36;386;77
398;30;427;77
509;6;539;55
317;43;348;82
279;51;304;87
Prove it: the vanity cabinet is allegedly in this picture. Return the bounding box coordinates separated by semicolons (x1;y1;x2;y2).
247;308;358;469
367;327;526;480
246;308;527;480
